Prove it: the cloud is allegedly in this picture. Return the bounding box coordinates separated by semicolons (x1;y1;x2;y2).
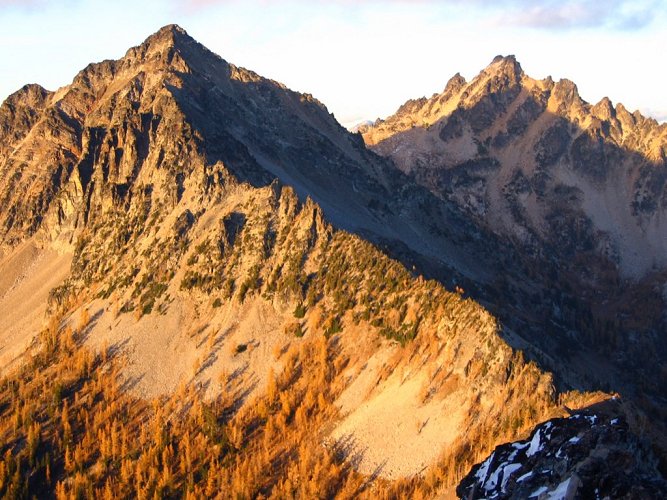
497;0;660;30
0;0;43;7
171;0;662;31
0;0;80;11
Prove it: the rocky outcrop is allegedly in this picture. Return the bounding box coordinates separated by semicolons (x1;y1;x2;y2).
457;408;667;499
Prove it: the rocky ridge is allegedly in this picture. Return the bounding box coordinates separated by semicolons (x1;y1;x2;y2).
458;403;667;499
363;55;667;278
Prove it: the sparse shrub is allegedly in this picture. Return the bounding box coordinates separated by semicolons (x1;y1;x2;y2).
323;316;342;338
293;303;306;319
237;281;250;303
142;301;154;315
284;321;304;338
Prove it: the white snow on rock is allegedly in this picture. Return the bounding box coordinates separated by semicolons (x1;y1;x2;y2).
475;451;494;483
527;429;543;457
501;463;523;491
517;471;533;483
529;485;548;497
546;477;573;499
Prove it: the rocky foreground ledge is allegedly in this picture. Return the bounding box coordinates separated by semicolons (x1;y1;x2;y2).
457;404;667;499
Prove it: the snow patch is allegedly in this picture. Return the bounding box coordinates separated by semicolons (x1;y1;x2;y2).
529;486;548;497
517;471;533;482
484;460;522;492
475;451;494;483
526;429;543;457
546;476;573;499
485;462;503;491
501;463;523;491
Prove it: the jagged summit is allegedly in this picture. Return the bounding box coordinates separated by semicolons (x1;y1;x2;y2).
483;53;524;85
5;83;51;101
491;54;513;63
489;53;523;73
490;53;520;67
154;23;188;37
139;23;194;50
0;83;51;115
120;23;216;73
442;72;466;96
364;53;667;276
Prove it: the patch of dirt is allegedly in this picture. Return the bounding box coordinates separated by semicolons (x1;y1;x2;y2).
0;241;72;370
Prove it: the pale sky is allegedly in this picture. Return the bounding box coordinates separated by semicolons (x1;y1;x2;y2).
1;0;666;127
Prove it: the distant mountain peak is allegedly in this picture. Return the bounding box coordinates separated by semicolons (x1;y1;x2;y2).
593;95;616;120
363;53;667;277
157;23;187;35
2;83;51;107
442;72;466;96
491;53;517;64
551;77;583;108
487;53;524;81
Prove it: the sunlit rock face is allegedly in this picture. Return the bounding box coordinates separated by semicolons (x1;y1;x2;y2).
364;55;667;280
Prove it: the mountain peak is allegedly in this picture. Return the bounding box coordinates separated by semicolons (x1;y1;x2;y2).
488;54;524;80
442;72;466;96
157;23;187;35
491;54;516;64
117;23;211;75
3;83;51;108
593;96;615;120
142;23;192;50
